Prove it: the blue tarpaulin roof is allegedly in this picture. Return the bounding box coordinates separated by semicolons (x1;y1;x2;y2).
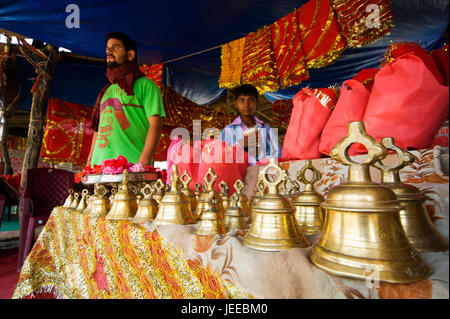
1;0;448;110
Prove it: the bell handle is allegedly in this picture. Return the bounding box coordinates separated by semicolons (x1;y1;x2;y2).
203;168;218;191
195;182;202;192
233;179;245;194
330;121;387;166
141;184;155;199
206;191;216;209
180;170;192;188
68;188;74;195
95;184;108;197
219;180;229;193
296;160;322;188
155;179;165;193
260;158;288;194
82;188;89;197
373;137;415;172
231;192;239;207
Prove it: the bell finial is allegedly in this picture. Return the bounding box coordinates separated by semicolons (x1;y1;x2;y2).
203;168;218;191
297;160;322;192
219;181;229;195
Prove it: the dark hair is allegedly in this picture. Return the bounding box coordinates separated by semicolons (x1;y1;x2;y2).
234;84;259;100
106;31;137;61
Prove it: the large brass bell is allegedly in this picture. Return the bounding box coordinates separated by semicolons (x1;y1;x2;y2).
243;158;310;251
292;160;325;235
233;179;251;219
89;184;110;217
132;184;159;223
374;137;448;252
180;170;197;216
194;168;224;220
310;121;432;283
63;189;74;208
197;192;226;235
154;164;195;225
219;181;230;211
106;170;137;220
152;179;165;204
224;193;248;231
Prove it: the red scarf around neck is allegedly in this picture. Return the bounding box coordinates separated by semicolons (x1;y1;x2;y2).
88;60;145;131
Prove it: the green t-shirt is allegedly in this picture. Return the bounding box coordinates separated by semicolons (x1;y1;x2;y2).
91;77;165;165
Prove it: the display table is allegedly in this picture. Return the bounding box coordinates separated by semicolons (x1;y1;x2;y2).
13;146;449;299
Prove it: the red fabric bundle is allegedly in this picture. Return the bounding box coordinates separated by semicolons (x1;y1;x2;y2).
431;44;449;86
197;139;248;195
319;79;371;156
360;53;449;151
384;42;444;85
351;68;380;91
282;88;338;160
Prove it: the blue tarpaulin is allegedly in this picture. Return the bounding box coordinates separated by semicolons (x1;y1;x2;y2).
0;0;448;109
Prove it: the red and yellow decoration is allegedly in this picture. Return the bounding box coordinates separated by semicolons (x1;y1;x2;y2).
40;98;94;165
219;37;246;89
272;9;310;88
13;207;253;299
241;25;280;94
139;63;163;88
298;0;346;69
332;0;393;48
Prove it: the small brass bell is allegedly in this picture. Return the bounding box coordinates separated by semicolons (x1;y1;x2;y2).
70;192;80;210
233;179;251;219
63;189;74;208
292;160;325;235
243;158;310;251
374;137;448;252
193;168;224;220
106;170;137;220
89;184;110;217
219;181;230;212
154;164;195;225
194;182;202;202
310;121;432;283
132;184;159;223
224;193;248;231
180;170;197;216
75;189;89;213
152;179;165;204
197;192;227;235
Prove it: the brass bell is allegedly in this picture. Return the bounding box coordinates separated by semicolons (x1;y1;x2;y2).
197;192;227;235
292;160;325;235
243;158;310;251
310;121;432;283
194;182;202;202
193;168;224;220
70;192;80;210
89;184;110;217
106;170;137;220
75;189;89;213
152;179;165;204
219;181;230;211
224;193;248;231
233;179;251;219
132;184;159;223
374;137;448;252
63;189;74;208
180;170;197;215
154;164;196;225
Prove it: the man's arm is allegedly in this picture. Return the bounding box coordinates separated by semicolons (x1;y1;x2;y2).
138;115;163;166
86;131;97;167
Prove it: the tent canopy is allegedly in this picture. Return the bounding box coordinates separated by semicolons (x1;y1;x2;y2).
1;0;448;110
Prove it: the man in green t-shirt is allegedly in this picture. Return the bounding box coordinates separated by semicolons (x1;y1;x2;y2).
87;32;165;167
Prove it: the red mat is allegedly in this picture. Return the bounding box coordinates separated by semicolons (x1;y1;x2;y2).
0;248;20;299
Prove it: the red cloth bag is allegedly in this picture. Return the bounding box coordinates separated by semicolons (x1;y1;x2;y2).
197;139;248;195
319;79;371;156
360;53;449;151
281;88;337;160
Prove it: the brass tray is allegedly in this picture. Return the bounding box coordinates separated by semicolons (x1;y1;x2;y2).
81;171;160;185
